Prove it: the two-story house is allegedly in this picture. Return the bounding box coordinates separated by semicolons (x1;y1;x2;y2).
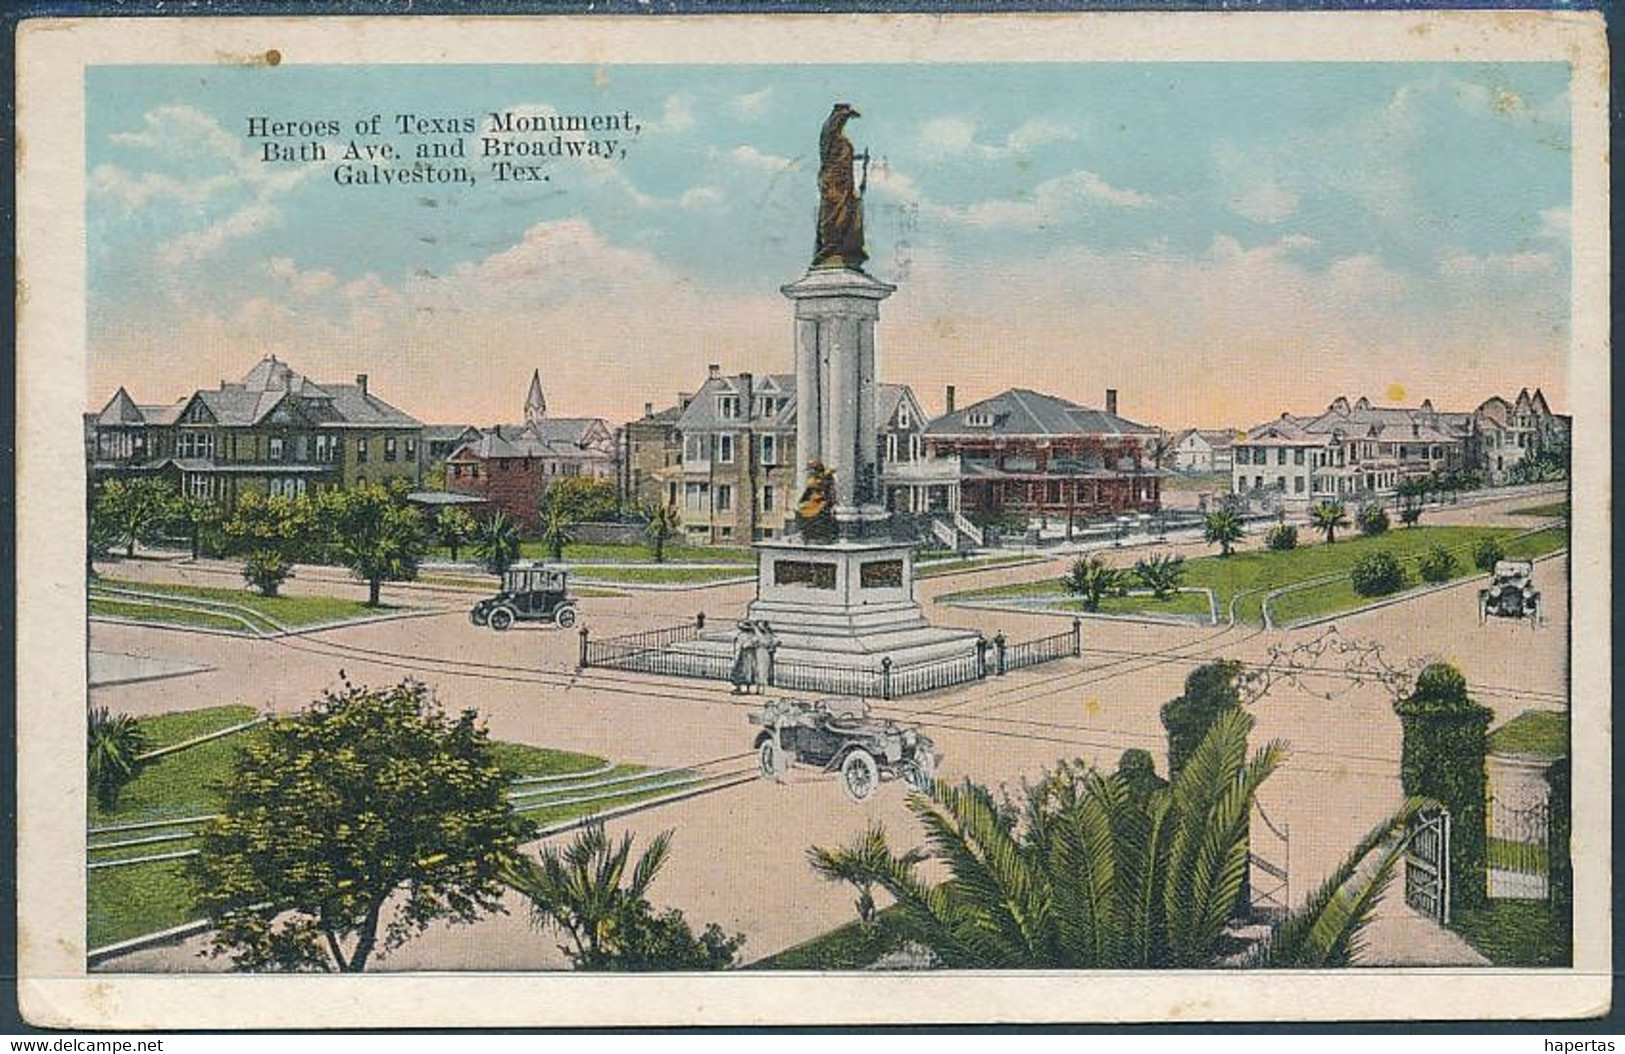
87;356;423;504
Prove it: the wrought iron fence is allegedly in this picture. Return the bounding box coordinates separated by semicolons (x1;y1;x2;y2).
885;650;987;698
769;658;882;697
580;618;710;676
1002;619;1083;673
1405;804;1451;923
1488;795;1550;900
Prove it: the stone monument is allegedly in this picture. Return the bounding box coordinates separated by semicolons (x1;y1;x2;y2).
734;103;982;671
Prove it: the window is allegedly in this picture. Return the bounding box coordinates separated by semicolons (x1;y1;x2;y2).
719;526;733;539
187;474;211;499
757;396;779;417
763;485;776;511
718;395;740;420
405;438;417;462
910;434;923;460
295;435;309;462
716;484;733;511
316;434;337;463
177;431;215;459
1294;477;1305;494
898;406;912;429
718;434;735;464
886;434;898;462
357;437;370;463
385;437;398;462
685;434;708;462
269;437;285;461
1294;448;1305;466
761;434;777;465
966;411;994;427
1276;448;1287;465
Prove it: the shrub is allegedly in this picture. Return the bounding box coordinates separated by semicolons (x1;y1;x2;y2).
1062;555;1126;612
1472;536;1506;572
242;549;293;597
1399;505;1423;528
1350;550;1407;597
1356;503;1390;537
88;706;149;810
1417;545;1458;584
1133;553;1186;600
1265;524;1298;551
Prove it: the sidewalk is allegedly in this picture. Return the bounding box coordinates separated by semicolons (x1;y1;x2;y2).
1354;899;1492;967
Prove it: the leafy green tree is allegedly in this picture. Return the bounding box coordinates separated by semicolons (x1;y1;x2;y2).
1417;545;1458;584
1203;508;1243;557
241;549;293;597
1472;536;1506;572
1357;503;1390;537
839;709;1418;969
93;477;177;558
87;706;149;811
168;494;224;559
808;822;926;928
539;500;578;562
1265;524;1298;551
1350;550;1407;597
1399;504;1424;529
221;492;321;563
473;512;523;577
503;823;743;971
1160;660;1244;780
1309;501;1350;545
543;477;618;524
192;679;531;972
644;503;683;564
1133;553;1186;600
435;506;478;562
1062;555;1126;612
319;485;426;606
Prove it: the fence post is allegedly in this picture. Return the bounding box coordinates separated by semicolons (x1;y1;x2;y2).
994;632;1007;676
695;611;706;631
1071;617;1082;657
881;657;893;701
976;636;989;679
578;626;589;669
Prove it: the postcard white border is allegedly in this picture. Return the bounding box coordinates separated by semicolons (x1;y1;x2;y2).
16;11;1611;1027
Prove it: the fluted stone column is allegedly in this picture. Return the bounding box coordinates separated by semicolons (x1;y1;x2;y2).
782;267;894;521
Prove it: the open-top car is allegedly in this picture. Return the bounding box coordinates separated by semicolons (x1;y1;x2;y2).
470;562;579;631
748;696;938;802
1478;559;1542;627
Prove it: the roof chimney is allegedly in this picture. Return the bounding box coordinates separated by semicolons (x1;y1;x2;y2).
356;373;368;396
644;401;654;418
679;392;693;410
945;385;956;415
1106;389;1118;416
708;363;721;380
739;371;753;408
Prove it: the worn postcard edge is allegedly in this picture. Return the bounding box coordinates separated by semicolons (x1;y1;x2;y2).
14;10;1612;1028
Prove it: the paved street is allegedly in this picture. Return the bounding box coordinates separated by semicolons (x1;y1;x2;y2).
92;487;1567;971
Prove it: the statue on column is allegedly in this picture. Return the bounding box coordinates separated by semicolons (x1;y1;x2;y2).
814;103;868;270
794;460;837;542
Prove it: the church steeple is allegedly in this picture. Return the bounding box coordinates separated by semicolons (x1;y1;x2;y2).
524;369;547;427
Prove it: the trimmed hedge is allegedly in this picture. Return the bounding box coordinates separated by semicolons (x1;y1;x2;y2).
1350;550;1407;597
1394;664;1492;912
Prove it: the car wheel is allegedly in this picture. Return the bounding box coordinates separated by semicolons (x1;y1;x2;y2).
488;608;515;631
840;749;879;802
901;751;936;793
758;737;786;781
470;609;487;626
554;605;578;629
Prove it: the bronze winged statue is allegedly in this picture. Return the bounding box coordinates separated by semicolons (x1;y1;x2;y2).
814;103;867;269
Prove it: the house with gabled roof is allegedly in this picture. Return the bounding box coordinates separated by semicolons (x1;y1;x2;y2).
922;387;1162;521
87;355;423;504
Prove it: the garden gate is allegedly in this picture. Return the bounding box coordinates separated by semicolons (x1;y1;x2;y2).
1404;804;1451;923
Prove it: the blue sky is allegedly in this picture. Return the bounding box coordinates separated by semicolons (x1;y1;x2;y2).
87;61;1572;427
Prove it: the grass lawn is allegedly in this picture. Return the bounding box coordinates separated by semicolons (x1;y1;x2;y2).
93;577;393;630
493;541;756;565
1452;901;1569;967
917;553;1045;578
86;708;633;950
941;525;1566;625
570;564;754;586
1078;591;1213;619
752;910;908;969
1489;710;1567;758
1509;501;1570;519
90;598;252;634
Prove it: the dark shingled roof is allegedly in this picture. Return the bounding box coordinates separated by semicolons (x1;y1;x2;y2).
925;388;1155;437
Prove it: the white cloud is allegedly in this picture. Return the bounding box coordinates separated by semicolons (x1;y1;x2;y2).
730;88;772;118
679;185;725;211
1437;250;1558;280
1537;207;1571;242
1229;179;1299;225
267;257;339;297
918;116;1076;159
728;144;801;172
937;169;1155;228
645;94;695;134
158;200;281;269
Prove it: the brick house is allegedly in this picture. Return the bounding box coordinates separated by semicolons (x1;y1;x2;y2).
443;370;615;531
923;387;1162;521
87;356;422;504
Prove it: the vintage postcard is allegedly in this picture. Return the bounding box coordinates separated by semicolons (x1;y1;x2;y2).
15;11;1610;1028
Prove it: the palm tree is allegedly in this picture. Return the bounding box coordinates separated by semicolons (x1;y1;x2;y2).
1309;501;1351;545
846;709;1416;969
1062;555;1125;612
1133;553;1186;600
88;706;149;810
539;501;578;562
644;503;682;564
808;822;925;927
501;822;671;967
1203;508;1244;557
472;512;522;577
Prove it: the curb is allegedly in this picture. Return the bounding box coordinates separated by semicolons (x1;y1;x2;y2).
1274;548;1567;631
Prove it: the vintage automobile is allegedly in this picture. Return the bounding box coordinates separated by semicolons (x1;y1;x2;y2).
470;562;579;631
1478;559;1543;626
748;696;938;802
